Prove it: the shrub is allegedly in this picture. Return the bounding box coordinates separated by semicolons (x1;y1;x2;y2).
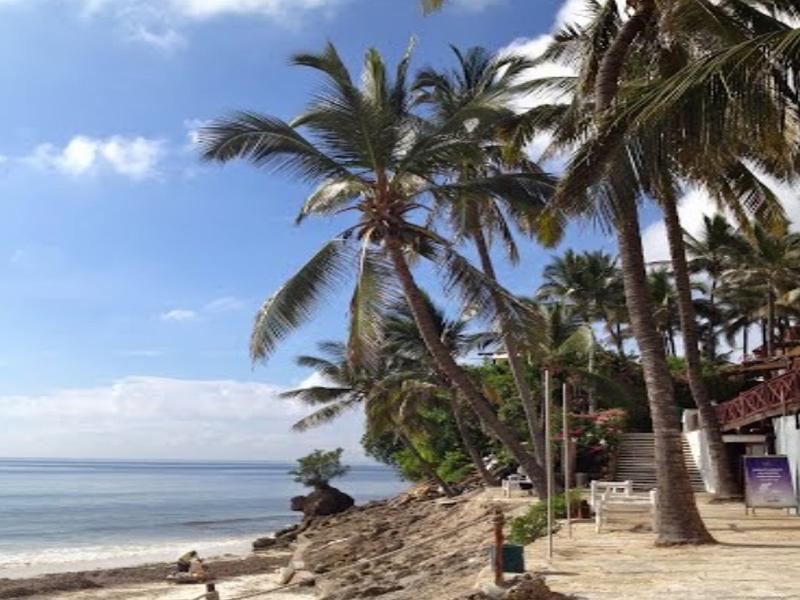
508;490;582;545
289;448;350;489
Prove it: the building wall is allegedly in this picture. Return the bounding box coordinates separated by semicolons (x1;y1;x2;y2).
773;416;800;496
685;429;716;494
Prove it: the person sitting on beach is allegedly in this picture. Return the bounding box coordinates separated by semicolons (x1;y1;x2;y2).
176;550;199;574
189;555;209;582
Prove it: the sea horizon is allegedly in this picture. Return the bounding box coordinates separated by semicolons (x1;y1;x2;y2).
0;457;407;578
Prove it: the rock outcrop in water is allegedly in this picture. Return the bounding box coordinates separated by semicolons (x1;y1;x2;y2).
290;484;355;518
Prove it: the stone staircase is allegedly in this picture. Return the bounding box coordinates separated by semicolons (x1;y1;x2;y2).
614;433;706;491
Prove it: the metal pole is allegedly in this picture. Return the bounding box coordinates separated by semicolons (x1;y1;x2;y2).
563;382;572;539
493;508;505;586
545;369;553;560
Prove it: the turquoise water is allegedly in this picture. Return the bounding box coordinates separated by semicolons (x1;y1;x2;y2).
0;458;406;576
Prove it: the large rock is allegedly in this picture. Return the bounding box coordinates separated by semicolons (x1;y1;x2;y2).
291;485;354;518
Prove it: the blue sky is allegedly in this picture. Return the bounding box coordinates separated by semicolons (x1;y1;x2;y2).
0;0;685;461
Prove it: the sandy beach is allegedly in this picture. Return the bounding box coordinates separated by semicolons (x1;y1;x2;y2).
49;573;316;600
0;551;305;600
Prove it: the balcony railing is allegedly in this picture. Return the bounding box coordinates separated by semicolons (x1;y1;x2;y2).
716;370;800;430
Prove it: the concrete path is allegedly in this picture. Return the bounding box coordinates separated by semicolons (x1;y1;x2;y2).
531;496;800;599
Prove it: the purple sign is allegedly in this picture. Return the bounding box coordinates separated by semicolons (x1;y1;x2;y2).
744;455;797;509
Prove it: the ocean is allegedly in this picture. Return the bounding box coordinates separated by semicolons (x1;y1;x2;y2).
0;458;407;578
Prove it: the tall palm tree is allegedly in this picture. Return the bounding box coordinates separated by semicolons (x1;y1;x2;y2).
199;44;550;493
723;224;800;356
537;249;628;354
413;45;556;475
648;268;680;357
518;0;800;521
685;215;747;359
508;1;722;540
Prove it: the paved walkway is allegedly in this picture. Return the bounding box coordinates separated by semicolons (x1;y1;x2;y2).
529;496;800;599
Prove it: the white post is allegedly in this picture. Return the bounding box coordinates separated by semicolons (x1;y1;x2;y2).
545;369;553;560
563;382;572;539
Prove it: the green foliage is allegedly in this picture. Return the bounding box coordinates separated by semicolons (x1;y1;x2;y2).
508;490;582;545
289;448;350;488
436;450;473;483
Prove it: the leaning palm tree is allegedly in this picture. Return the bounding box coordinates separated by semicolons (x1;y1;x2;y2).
199;43;550;493
413;45;556;475
516;0;800;527
381;297;499;486
281;341;375;432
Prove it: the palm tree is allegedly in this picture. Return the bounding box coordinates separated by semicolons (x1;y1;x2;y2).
199;44;550;493
537;249;628;354
647;268;680;357
685;215;747;359
281;341;375;432
518;0;800;519
413;45;556;476
382;298;499;486
723;224;800;357
508;1;724;540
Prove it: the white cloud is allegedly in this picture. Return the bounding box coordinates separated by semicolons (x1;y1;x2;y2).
641;178;800;264
27;135;165;180
450;0;504;11
128;24;186;50
183;118;210;149
641;188;719;264
205;296;245;313
160;297;244;322
161;308;199;322
166;0;343;19
0;376;368;460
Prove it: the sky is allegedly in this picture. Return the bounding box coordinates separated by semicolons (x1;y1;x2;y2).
0;0;789;462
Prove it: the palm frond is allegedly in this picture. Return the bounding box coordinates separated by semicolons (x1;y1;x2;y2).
250;239;352;362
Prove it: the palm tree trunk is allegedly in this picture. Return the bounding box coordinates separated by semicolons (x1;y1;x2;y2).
384;235;549;497
661;190;738;499
448;390;498;487
743;323;749;358
400;432;455;497
594;0;656;110
767;292;776;357
614;197;714;544
472;228;548;470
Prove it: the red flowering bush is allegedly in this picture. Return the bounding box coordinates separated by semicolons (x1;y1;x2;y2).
556;408;627;475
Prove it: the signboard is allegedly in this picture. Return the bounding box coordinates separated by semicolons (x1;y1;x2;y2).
743;455;797;511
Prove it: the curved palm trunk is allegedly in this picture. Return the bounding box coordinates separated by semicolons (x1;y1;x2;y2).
400;432;455;497
743;323;749;358
384;235;548;497
615;198;714;545
472;229;548;470
448;390;499;487
661;190;738;499
594;0;656;111
767;291;776;357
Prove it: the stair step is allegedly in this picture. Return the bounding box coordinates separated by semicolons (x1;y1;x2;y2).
614;434;706;492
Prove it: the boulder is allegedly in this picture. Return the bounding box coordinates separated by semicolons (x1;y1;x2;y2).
291;485;354;518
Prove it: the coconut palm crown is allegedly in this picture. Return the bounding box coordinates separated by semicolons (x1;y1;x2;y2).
199;43;556;492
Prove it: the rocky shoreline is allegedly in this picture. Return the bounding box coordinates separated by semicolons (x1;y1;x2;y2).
0;484;569;599
255;483;570;599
